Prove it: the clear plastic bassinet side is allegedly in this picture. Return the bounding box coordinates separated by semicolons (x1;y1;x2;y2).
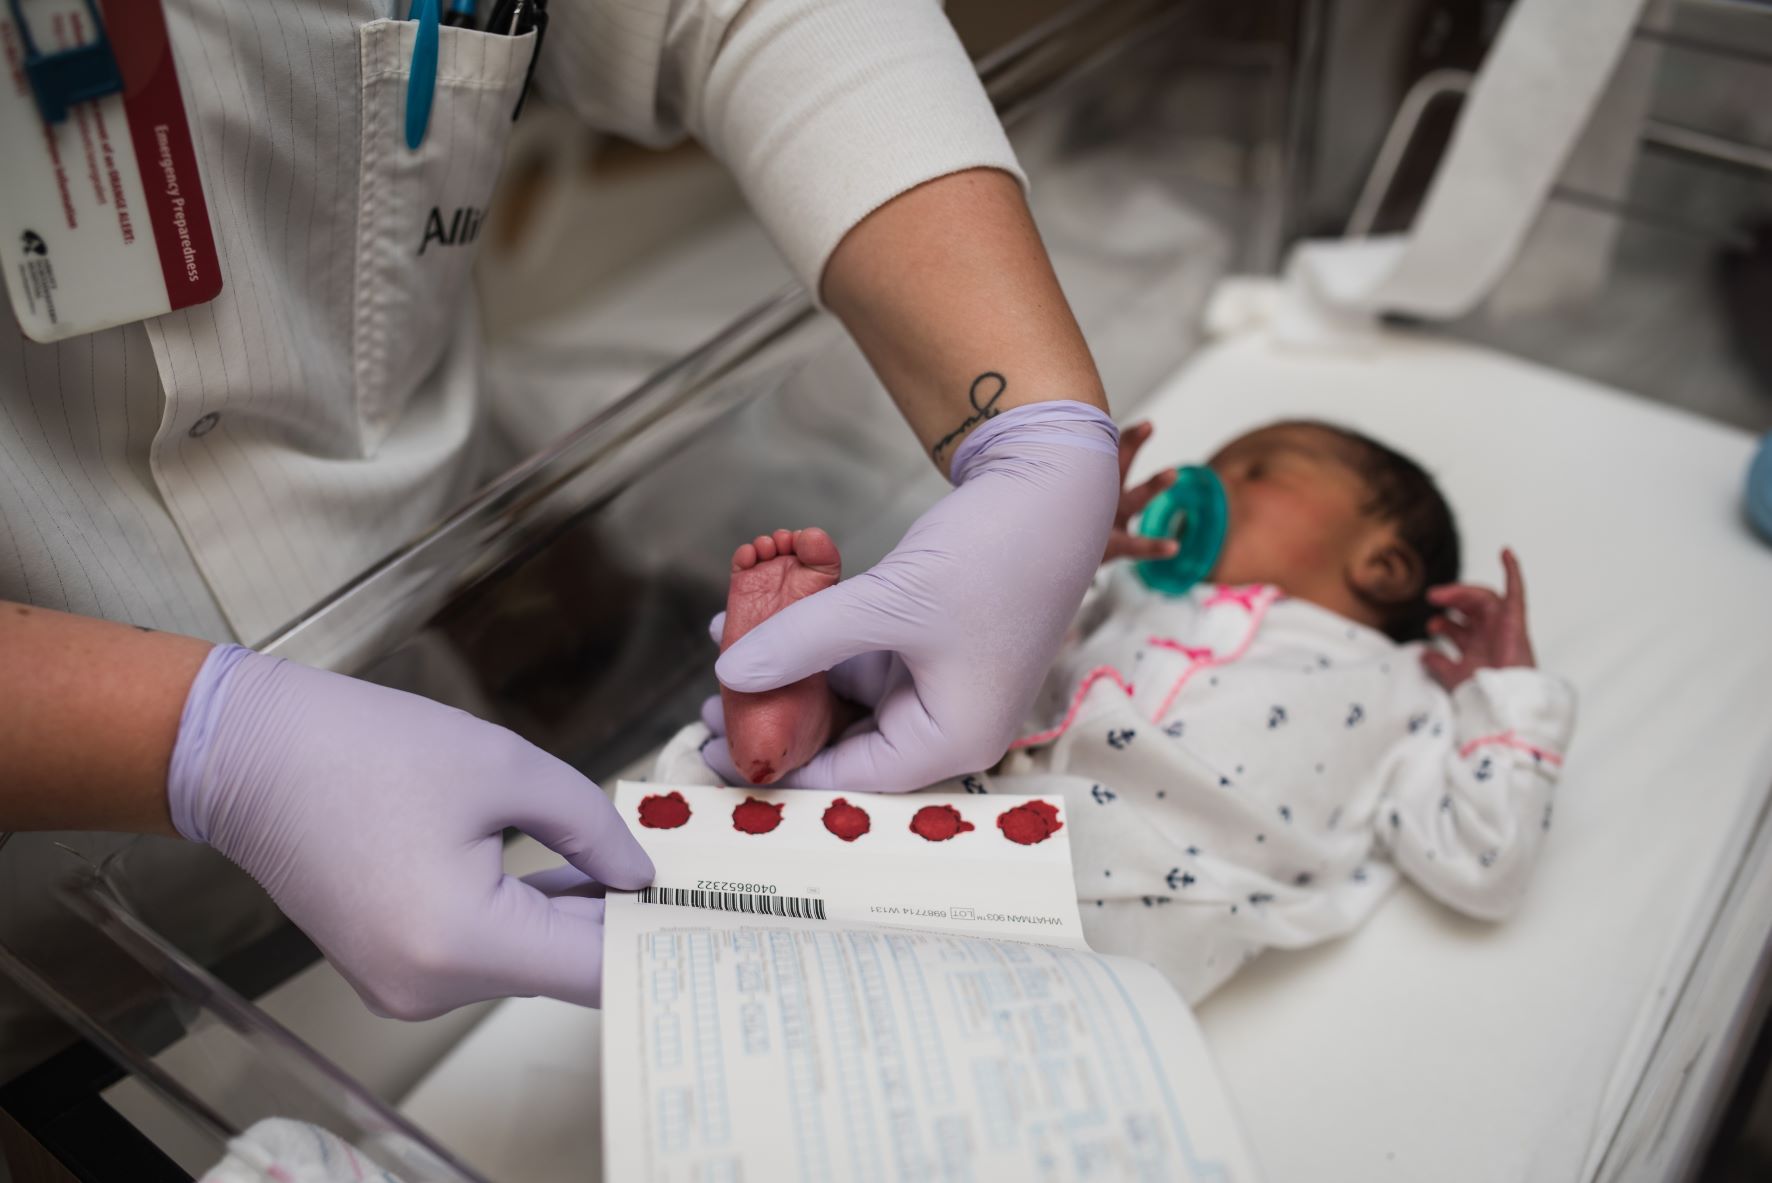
0;831;491;1182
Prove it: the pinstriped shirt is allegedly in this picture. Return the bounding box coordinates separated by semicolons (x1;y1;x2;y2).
0;0;1021;646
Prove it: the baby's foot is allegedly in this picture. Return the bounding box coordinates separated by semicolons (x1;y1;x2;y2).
720;528;843;785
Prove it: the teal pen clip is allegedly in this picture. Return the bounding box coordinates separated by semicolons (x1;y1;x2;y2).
405;0;440;150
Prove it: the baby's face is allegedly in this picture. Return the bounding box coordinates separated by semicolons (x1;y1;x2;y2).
1205;424;1379;594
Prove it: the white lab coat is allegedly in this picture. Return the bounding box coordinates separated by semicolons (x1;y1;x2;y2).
0;0;1021;645
0;0;1021;1080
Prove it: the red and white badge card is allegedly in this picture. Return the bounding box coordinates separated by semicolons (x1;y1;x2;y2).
0;0;221;342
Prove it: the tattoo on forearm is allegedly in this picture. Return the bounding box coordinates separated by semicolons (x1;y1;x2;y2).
932;372;1007;463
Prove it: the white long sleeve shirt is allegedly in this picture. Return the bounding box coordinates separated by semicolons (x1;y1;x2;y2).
0;0;1020;645
963;571;1579;1002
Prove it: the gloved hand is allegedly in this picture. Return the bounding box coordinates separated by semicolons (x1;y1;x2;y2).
167;647;653;1019
712;401;1119;791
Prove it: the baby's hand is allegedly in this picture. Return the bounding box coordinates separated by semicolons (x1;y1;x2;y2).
1421;548;1537;692
1103;421;1183;564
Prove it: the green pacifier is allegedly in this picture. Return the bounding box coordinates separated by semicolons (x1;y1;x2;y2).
1135;465;1228;596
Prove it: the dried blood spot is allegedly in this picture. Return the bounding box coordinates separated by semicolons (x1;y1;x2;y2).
731;796;784;835
636;791;691;829
910;804;974;842
822;798;871;842
997;801;1063;845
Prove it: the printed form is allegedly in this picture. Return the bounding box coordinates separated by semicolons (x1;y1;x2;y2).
602;784;1261;1183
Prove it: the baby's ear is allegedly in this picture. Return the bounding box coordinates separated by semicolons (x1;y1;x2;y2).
1351;532;1423;608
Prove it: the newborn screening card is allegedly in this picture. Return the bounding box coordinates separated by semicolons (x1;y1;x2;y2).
602;783;1265;1183
612;782;1087;946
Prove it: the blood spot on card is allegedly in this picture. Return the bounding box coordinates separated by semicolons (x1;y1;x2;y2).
637;791;691;830
822;798;871;842
997;801;1063;846
731;797;784;835
910;804;974;842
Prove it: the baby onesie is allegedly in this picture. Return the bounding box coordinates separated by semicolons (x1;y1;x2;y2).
962;569;1578;1002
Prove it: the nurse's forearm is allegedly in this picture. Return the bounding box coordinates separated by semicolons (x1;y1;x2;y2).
821;168;1109;477
0;602;208;835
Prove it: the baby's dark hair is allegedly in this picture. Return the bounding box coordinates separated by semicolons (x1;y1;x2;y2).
1302;421;1461;642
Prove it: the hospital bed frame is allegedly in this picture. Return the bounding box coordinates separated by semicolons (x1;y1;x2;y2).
3;0;1769;1178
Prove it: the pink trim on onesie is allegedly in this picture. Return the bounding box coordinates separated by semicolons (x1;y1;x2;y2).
1201;584;1268;612
1458;730;1564;767
1011;666;1136;749
1147;638;1215;662
1147;588;1277;721
1010;585;1280;750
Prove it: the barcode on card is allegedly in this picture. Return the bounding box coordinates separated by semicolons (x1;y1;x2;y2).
637;887;827;920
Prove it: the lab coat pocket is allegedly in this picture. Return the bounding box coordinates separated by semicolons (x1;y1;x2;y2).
353;20;534;454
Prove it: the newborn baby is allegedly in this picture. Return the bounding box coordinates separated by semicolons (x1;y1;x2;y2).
702;419;1576;1002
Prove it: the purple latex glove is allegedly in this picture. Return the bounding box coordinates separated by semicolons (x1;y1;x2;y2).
713;401;1119;791
168;647;653;1019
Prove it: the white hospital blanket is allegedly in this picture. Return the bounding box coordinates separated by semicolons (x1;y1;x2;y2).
1141;327;1772;1181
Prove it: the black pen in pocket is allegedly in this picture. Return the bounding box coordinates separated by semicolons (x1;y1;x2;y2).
441;0;476;30
485;0;548;119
